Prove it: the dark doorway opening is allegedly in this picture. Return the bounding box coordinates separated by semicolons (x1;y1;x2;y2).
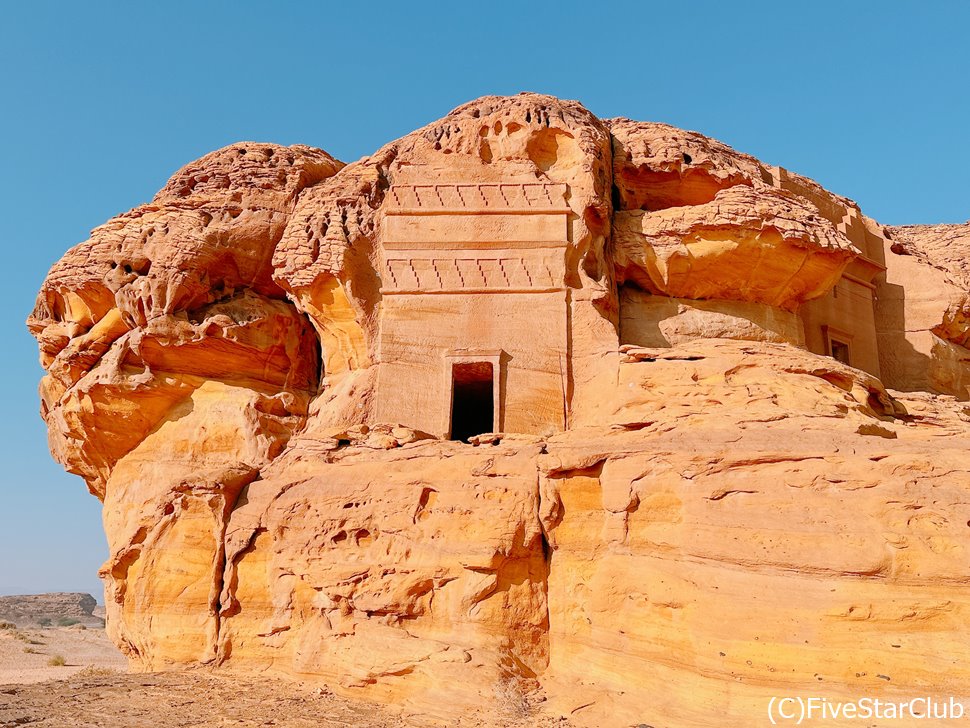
450;362;494;442
830;339;851;366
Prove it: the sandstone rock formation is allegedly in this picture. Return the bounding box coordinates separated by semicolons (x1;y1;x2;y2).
28;93;970;726
0;593;98;627
880;221;970;397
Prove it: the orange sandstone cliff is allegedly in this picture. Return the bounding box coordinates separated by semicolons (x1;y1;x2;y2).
28;94;970;726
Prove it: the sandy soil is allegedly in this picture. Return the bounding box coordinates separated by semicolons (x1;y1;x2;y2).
0;671;572;727
0;626;126;684
0;627;569;727
0;671;417;727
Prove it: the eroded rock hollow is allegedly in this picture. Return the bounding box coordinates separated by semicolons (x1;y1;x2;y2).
28;94;970;726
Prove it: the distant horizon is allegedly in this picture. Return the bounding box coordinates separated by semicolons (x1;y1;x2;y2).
0;587;102;604
2;1;968;597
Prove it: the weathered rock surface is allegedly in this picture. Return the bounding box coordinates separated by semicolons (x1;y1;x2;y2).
877;222;970;397
888;222;970;295
613;184;855;309
28;94;970;726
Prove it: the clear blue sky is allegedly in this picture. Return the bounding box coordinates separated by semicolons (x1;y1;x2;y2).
1;2;967;599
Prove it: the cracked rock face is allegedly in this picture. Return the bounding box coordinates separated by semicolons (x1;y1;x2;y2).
28;94;970;727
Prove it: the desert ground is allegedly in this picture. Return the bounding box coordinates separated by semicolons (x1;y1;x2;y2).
0;624;124;685
0;625;568;727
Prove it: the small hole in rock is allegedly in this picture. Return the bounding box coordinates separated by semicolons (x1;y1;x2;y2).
682;153;692;164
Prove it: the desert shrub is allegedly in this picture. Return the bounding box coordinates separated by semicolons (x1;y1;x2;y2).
56;618;80;627
37;618;52;627
0;621;15;630
23;647;40;654
75;665;118;677
48;655;66;667
493;679;530;721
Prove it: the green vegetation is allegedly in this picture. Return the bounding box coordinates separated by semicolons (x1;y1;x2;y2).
37;617;52;627
56;617;80;627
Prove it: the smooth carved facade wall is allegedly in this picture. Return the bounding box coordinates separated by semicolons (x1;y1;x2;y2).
799;267;882;377
374;183;570;437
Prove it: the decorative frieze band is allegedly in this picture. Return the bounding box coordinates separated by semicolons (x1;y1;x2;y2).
380;181;570;293
385;183;569;214
383;255;560;293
